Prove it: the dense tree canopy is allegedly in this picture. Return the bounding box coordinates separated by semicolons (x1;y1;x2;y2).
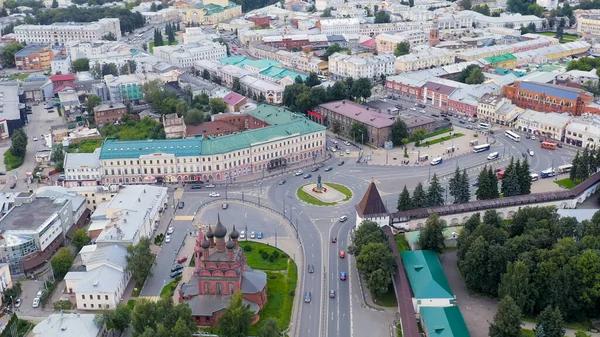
102;117;165;140
1;42;24;68
130;297;195;337
418;213;446;252
394;42;410;57
125;237;155;288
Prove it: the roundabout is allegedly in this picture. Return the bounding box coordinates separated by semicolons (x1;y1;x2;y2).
296;178;353;206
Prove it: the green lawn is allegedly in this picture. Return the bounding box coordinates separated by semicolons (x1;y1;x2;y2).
65;138;103;153
421;127;453;140
149;40;178;53
397;323;403;337
3;74;28;80
555;177;578;189
160;279;178;298
372;282;398;307
238;241;289;271
4;149;23;171
394;234;410;253
248;261;297;334
522;328;535;337
297;182;352;206
421;133;464;147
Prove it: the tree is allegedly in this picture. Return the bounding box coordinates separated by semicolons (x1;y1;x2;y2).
102;32;117;41
397;185;412;211
418;213;446;252
472;4;490;15
72;58;90;72
408;0;414;6
330;81;349;100
412;182;427;209
465;67;485;84
348;220;386;256
366;268;392;298
449;167;462;204
349;122;368;144
323;43;343;61
126;237;155;288
571;151;580;182
518;159;532;195
9;129;27;158
217;292;255;337
458;168;470;203
1;42;24;68
99;303;132;334
426;173;444;207
557;18;565;40
477;165;497;200
3;281;21;305
502;158;521;197
150;2;157;11
390;119;408;146
209;98;226;113
498;261;533;313
305;72;321;87
489;296;523;337
356;242;396;275
536;306;565;337
322;7;332;17
331;120;341;135
172;317;192;337
154;28;164;47
351;78;372;101
184;109;205;126
52;0;58;8
51;247;74;279
232;77;241;92
462;0;472;9
411;129;426;146
202;69;210;80
374;11;391;23
51;144;65;171
257;317;280;337
85;94;102;114
394;41;410;57
72;228;91;251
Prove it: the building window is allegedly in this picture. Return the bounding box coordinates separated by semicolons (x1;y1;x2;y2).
91;304;94;308
83;303;87;308
105;295;109;300
82;294;85;299
89;295;93;299
97;295;100;300
217;283;222;294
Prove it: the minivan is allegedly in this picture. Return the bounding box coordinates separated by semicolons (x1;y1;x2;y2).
430;157;443;166
487;152;499;160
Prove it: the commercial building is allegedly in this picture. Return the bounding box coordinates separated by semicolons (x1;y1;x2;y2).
14;18;121;44
477;94;522;125
447;83;501;117
14;44;65;71
375;30;427;53
63;149;102;188
515;109;572;141
470;11;546;30
503;81;594;116
179;218;267;326
482;53;517;70
577;13;600;37
556;69;599;86
153;41;227;68
395;46;455;72
93;103;127;126
0;81;27;140
99;105;326;184
182;0;242;25
86;185;168;245
0;188;86;275
64;244;131;310
222;92;247;112
327;53;396;80
360;21;433;36
140;8;179;24
32;313;105;337
565;114;600;148
50;55;71;75
316;18;361;35
316;100;395;147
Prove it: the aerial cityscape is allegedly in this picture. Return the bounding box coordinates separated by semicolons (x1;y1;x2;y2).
0;0;599;336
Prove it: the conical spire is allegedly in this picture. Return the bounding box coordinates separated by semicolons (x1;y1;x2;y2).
356;180;387;216
214;212;227;238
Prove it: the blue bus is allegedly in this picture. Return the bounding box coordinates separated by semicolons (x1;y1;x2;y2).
473;144;491;153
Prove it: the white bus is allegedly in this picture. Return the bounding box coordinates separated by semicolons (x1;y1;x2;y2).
473;144;491;153
558;164;573;174
479;122;490;129
505;130;521;142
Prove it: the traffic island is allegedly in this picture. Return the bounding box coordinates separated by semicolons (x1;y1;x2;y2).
297;182;353;206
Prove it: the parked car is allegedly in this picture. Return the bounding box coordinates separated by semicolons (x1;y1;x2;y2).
250;231;256;239
177;256;188;264
340;272;347;281
239;230;246;239
14;298;21;308
190;184;202;189
205;184;215;188
339;215;348;222
256;232;263;239
32;298;40;308
9;183;16;189
165;235;171;243
303;173;312;179
209;192;220;197
344;141;350;146
33;137;38;141
167;227;174;234
170;269;183;278
528;149;535;156
338;161;344;166
311;167;319;172
345;149;350;154
170;264;184;273
308;264;314;273
295;170;304;176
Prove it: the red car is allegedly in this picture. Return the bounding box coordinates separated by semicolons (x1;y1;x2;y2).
177;256;188;264
339;250;345;258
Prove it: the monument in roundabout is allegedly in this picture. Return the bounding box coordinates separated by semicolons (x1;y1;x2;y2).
299;174;352;206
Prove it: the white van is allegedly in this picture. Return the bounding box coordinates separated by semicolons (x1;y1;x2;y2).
430;157;443;166
530;173;539;182
487;152;499;160
479;122;490;129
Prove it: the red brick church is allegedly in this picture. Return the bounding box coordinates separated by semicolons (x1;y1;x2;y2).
178;214;267;326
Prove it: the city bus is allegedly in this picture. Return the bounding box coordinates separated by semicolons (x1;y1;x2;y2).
541;168;556;178
541;142;557;150
479;122;490;129
473;144;491;153
505;130;521;142
558;164;573;174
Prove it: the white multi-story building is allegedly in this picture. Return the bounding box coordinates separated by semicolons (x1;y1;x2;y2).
328;52;396;79
360;21;433;36
63;149;102;188
469;11;546;30
536;0;558;9
436;12;475;30
577;13;600;37
14;18;121;44
395;46;455;72
332;4;368;18
104;73;162;103
182;27;219;45
140;8;179;24
153;41;227;68
66;41;130;60
565;114;600;148
516;109;571;140
317;18;361;35
315;0;344;11
375;30;427;53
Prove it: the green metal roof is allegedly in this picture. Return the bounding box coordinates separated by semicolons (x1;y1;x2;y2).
259;66;307;81
219;56;249;66
401;250;454;299
99;116;325;159
420;307;471;337
194;1;240;13
244;59;281;70
245;104;304;126
404;227;463;246
484;53;517;64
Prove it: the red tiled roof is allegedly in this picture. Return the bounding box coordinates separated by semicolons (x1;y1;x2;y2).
423;81;457;95
53;83;76;93
360;39;376;47
222;92;246;106
50;74;75;82
319;100;395;129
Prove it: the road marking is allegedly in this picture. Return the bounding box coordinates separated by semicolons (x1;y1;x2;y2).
173;216;194;221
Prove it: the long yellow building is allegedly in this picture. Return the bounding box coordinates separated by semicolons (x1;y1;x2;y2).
183;0;242;25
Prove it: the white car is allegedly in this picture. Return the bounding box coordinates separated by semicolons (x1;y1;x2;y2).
420;109;425;113
331;147;337;152
344;141;350;146
410;107;417;111
250;231;256;239
239;230;246;239
528;149;535;156
331;139;338;144
36;290;43;298
339;152;344;156
167;227;174;234
165;235;171;243
33;137;38;141
209;192;220;197
32;298;40;308
345;149;350;154
295;170;304;176
531;135;537;140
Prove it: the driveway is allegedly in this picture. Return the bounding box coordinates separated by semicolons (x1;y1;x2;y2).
439;251;498;337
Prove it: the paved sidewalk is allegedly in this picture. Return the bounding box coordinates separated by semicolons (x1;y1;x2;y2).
522;322;600;337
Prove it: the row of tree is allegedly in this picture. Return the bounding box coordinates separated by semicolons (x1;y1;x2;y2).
89;60;137;79
476;158;531;200
490;296;569;337
153;23;177;47
458;207;600;320
397;174;445;211
217;292;281;337
34;7;145;35
570;147;600;182
348;221;396;298
456;65;485;85
1;42;25;68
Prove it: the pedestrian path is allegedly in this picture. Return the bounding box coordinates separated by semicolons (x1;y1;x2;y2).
521;322;600;337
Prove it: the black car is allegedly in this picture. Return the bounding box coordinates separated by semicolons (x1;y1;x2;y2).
190;184;202;189
432;114;439;117
9;183;15;189
170;269;183;278
171;264;184;273
338;161;344;166
459;120;466;124
178;201;185;209
443;117;450;121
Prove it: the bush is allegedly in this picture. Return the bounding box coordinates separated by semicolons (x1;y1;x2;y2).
3;150;23;171
271;250;280;259
268;254;276;262
281;253;288;258
261;251;269;260
53;300;74;311
243;245;252;252
289;290;295;296
258;249;264;254
473;134;479;137
269;274;278;279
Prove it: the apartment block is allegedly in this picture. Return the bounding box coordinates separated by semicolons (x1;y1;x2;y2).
153;41;227;68
15;44;64;71
328;53;396;80
94;103;127;126
14;18;121;44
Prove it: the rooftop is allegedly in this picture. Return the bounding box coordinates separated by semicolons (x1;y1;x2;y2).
484;53;517;64
186;120;240;137
514;81;587;101
401;250;454;299
355;181;387;217
0;197;67;232
64;149;101;169
32;313;100;337
15;44;50;56
319;100;396;129
94;103;126;112
420;306;471;337
222;92;246;106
